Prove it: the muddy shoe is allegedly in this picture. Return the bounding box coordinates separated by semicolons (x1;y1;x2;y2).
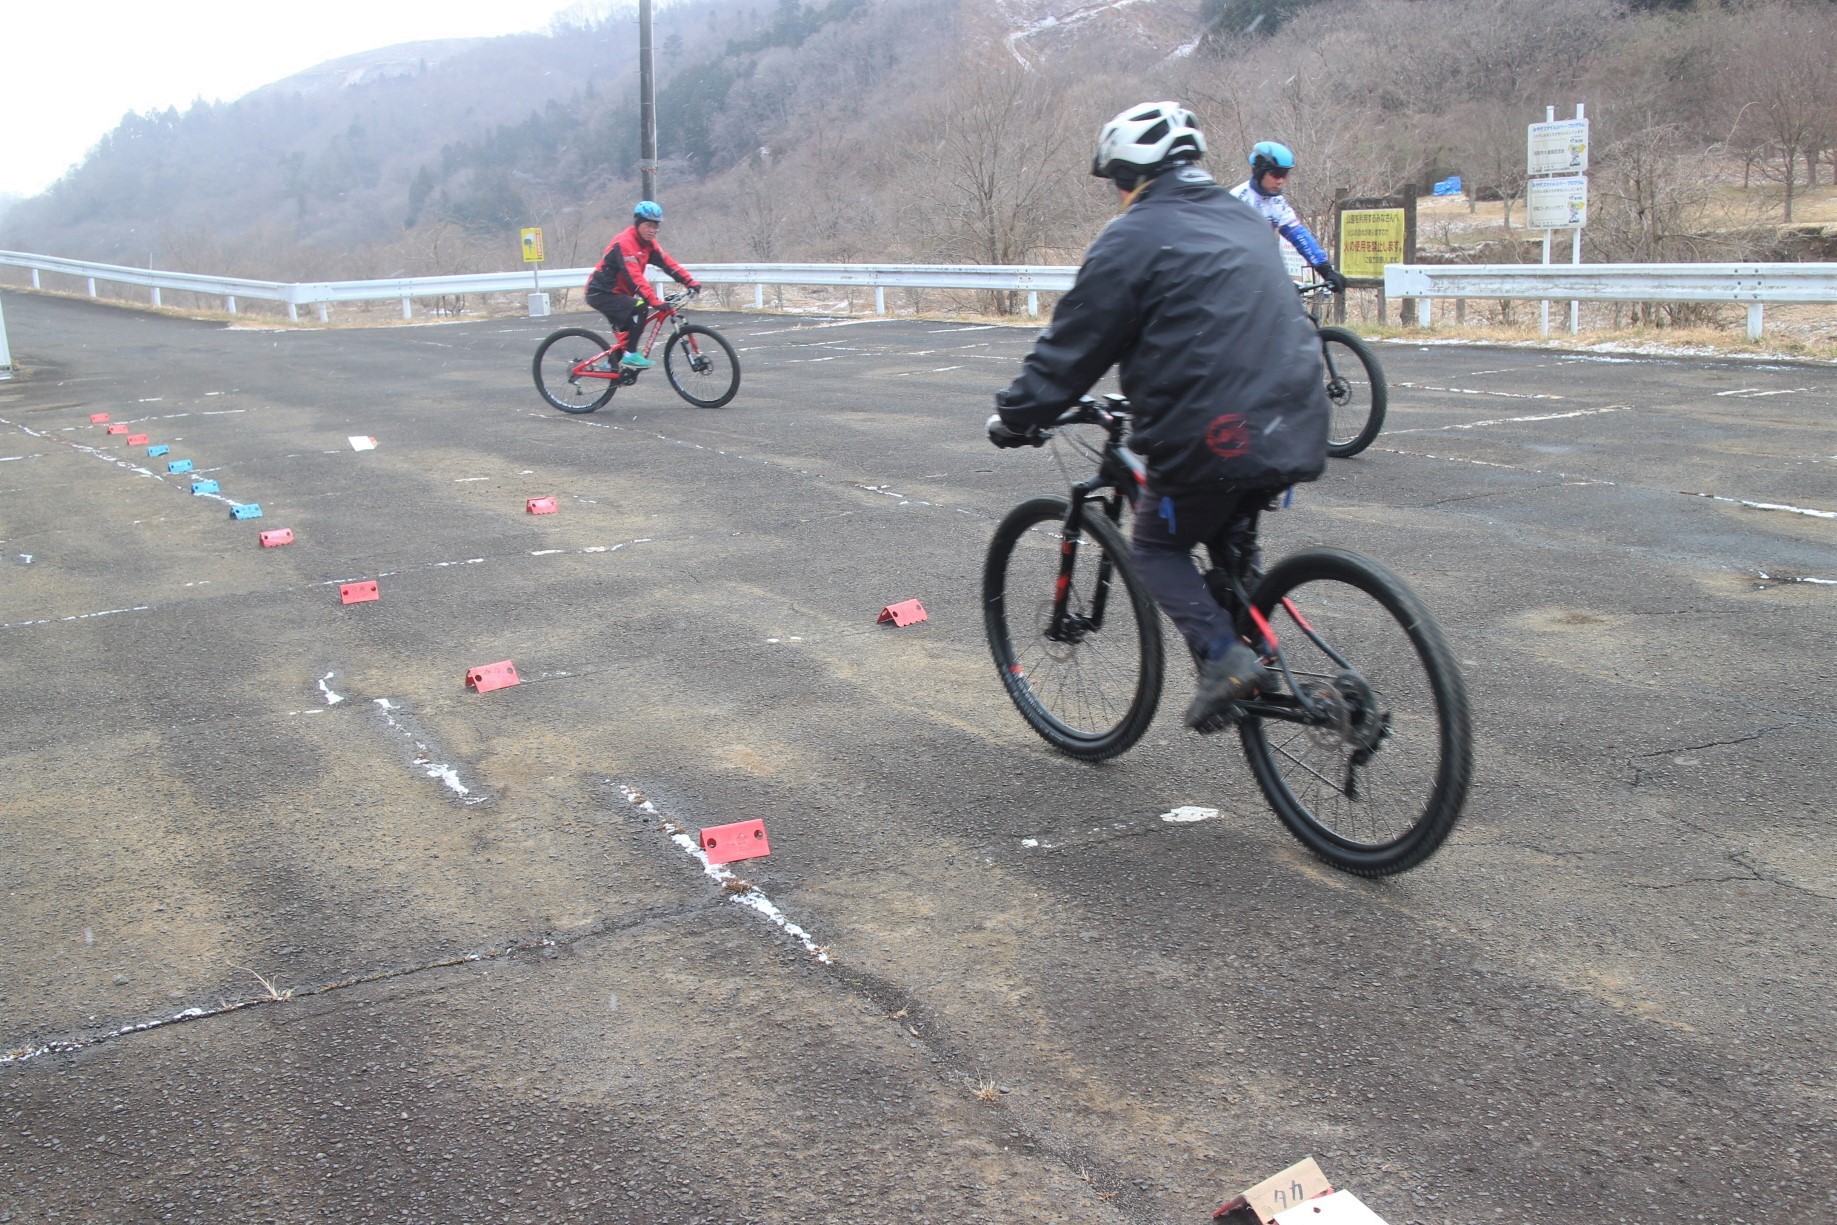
1185;642;1271;731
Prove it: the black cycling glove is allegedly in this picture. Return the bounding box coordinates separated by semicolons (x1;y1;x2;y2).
1313;262;1348;293
986;414;1045;449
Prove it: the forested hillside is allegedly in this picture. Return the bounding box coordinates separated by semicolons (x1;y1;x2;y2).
3;0;1833;296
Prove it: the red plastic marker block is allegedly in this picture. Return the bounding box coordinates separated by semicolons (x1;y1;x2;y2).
877;599;928;627
526;496;558;515
700;819;771;866
339;581;379;605
465;660;521;693
259;528;294;548
89;413;110;424
105;423;129;435
126;433;149;446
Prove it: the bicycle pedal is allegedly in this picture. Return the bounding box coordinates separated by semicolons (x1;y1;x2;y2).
1192;707;1240;736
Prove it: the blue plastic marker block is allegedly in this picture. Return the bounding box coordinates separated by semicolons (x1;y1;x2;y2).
190;479;221;496
167;459;193;474
229;503;263;520
147;444;170;458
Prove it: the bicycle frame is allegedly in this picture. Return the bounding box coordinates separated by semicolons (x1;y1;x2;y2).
1044;395;1334;729
566;298;691;383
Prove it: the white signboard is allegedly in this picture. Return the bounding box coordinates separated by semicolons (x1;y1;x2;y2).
1527;175;1588;229
1528;119;1589;175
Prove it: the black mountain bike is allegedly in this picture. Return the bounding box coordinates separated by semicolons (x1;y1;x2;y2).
533;289;740;412
1302;283;1388;458
982;396;1471;876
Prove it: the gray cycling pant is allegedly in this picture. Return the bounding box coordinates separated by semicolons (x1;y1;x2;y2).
1130;487;1265;663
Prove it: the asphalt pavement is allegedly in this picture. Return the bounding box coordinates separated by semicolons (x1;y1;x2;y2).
0;290;1832;1223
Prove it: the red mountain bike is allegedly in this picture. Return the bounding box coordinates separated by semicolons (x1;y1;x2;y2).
533;289;741;412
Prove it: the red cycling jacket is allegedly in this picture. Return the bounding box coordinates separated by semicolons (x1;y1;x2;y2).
585;225;697;308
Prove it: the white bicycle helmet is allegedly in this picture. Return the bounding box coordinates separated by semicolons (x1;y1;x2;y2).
1091;101;1206;182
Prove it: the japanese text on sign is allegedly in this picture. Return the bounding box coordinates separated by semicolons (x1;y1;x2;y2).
1337;209;1405;280
1526;176;1588;229
1527;119;1589;176
520;227;545;263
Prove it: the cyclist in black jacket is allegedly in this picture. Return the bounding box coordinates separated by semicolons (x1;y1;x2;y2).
990;101;1331;730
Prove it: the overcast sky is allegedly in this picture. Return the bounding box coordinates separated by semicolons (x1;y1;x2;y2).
0;0;595;199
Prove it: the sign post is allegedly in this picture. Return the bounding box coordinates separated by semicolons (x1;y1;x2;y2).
521;227;549;318
1526;106;1588;336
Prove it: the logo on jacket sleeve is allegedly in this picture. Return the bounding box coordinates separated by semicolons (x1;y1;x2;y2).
1205;413;1252;458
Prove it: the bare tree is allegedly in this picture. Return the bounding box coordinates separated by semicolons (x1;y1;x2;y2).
1720;2;1837;222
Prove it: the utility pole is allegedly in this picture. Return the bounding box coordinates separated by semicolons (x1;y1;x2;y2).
639;0;657;202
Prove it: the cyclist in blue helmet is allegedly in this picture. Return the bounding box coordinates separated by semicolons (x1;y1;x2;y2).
584;200;700;369
1230;142;1347;293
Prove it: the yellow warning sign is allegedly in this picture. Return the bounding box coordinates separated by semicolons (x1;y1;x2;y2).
520;227;545;264
1337;209;1405;280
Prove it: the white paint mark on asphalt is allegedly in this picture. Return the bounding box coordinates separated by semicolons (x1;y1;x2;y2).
927;324;998;332
17;554;31;564
454;476;490;483
785;355;842;364
318;673;345;706
1386;405;1627;435
374;699;486;804
530;549;566;556
0;455;38;462
620;785;830;964
1161;806;1218;824
1685;492;1836;519
0;605;152;631
744;318;893;338
1395;383;1564;400
1756;570;1837;586
349;436;378;451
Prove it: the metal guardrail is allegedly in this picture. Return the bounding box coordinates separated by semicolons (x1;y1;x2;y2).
5;249;1833;339
0;251;1075;322
1385;262;1837;339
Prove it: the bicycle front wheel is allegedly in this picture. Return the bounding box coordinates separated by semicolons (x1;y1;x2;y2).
534;328;618;413
983;496;1164;761
1240;548;1471;875
664;324;740;408
1318;327;1387;458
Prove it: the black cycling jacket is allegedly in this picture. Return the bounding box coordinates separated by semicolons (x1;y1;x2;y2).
996;165;1329;494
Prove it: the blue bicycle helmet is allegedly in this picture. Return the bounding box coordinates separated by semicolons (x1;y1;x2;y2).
1249;141;1295;176
633;200;664;222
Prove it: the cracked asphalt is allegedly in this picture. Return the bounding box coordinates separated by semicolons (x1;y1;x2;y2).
0;290;1832;1223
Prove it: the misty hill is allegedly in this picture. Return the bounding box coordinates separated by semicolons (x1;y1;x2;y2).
3;0;1831;288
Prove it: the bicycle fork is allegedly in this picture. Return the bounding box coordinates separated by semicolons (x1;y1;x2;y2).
1046;495;1120;643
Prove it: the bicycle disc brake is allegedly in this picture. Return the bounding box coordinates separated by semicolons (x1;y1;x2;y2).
1033;600;1088;662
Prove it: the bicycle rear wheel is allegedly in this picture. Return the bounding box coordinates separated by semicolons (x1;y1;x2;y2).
1318;327;1387;458
1239;548;1471;875
983;496;1164;761
664;324;740;408
534;328;618;413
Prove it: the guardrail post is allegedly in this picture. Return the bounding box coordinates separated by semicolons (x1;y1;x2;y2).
225;295;237;315
875;286;885;315
754;284;763;309
1028;291;1039;317
87;278;97;298
151;287;162;307
31;270;40;289
401;297;412;320
286;302;298;322
1420;297;1433;329
1747;304;1764;341
318;303;329;323
0;294;13;376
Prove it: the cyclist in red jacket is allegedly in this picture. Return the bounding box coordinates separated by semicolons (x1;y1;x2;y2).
585;200;700;370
